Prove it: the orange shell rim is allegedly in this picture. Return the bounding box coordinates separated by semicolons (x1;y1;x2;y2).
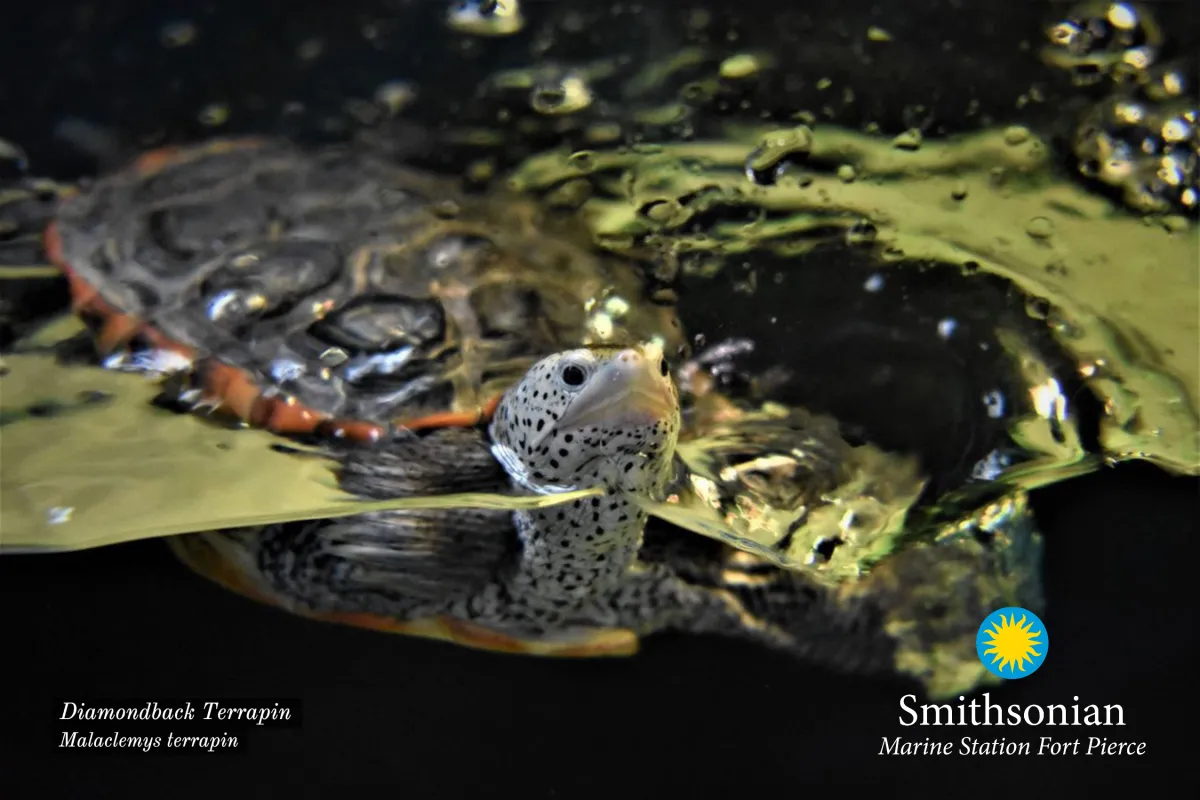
43;140;500;444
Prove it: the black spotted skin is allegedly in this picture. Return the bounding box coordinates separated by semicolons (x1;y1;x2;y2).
490;347;677;601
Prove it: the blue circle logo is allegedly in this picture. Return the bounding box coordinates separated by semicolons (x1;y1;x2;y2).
976;607;1048;679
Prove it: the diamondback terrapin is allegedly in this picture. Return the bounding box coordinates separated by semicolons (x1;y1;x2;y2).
1;137;1041;693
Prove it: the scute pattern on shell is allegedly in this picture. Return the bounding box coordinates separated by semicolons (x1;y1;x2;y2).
52;138;679;425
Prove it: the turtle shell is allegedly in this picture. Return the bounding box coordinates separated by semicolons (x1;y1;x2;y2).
47;138;681;441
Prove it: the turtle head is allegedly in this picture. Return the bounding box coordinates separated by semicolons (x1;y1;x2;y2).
489;342;681;495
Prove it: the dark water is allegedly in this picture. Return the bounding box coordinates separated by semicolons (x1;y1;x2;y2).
1;0;1197;794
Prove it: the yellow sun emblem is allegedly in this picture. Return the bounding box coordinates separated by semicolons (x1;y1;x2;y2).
976;607;1048;679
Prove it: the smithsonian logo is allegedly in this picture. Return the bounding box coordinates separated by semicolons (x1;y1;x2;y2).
879;607;1148;757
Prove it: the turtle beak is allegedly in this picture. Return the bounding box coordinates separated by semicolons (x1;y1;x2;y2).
554;343;676;433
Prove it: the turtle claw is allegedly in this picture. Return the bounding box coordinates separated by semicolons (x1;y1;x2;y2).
191;395;226;415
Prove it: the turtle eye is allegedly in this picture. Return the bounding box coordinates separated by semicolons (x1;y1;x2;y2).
560;363;587;388
659;356;670;377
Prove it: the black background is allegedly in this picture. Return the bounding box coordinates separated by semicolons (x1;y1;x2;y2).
2;1;1198;795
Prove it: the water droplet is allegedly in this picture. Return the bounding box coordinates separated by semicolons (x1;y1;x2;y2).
530;74;592;115
1025;296;1052;320
1161;215;1189;234
1042;0;1162;80
982;390;1006;419
719;54;763;80
584;122;622;144
680;82;715;104
269;358;307;384
569;150;597;171
0;138;29;175
863;274;884;292
893;129;923;151
733;270;758;294
1025;216;1055;239
837;164;857;183
230;253;260;269
447;0;525;36
744;126;813;184
867;26;893;42
375;81;417;117
160;20;197;48
466;160;495;186
296;38;324;61
544;178;591;209
1003;125;1031;146
198;103;230;127
343;98;380;127
937;318;958;339
47;506;74;525
845;221;878;246
320;348;349;366
431;200;462;218
642;199;681;224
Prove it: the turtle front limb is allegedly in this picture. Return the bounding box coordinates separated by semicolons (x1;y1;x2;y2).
602;561;794;648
